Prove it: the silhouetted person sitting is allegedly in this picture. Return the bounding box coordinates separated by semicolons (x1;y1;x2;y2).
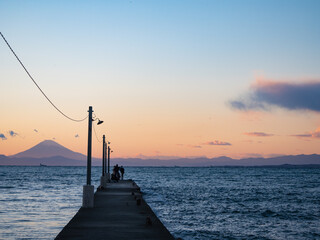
111;164;120;182
120;166;124;180
111;172;118;181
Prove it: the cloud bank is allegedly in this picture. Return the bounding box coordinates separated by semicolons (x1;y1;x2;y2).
230;80;320;112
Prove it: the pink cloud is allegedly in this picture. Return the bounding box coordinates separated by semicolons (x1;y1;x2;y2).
291;127;320;139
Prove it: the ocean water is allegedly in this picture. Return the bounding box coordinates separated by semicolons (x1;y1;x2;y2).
0;166;319;240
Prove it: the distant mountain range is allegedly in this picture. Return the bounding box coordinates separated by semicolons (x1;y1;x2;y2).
1;140;320;167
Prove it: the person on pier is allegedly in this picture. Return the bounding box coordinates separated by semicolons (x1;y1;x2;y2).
120;166;125;180
111;164;120;182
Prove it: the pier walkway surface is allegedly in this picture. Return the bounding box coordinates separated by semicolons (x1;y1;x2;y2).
55;180;175;240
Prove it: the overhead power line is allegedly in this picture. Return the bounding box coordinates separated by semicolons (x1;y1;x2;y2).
93;123;102;143
0;32;88;122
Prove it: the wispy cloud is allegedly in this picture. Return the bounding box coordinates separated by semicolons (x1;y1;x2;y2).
177;144;202;149
203;140;231;146
230;79;320;112
291;134;312;138
291;128;320;139
0;134;7;140
75;134;79;138
190;145;202;148
244;132;274;137
8;130;18;137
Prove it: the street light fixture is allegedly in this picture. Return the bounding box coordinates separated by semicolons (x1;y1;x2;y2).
83;106;104;208
97;119;104;125
93;117;104;125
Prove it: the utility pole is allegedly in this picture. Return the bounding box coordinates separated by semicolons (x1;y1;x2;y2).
108;146;110;177
104;141;108;175
102;135;105;176
100;134;108;189
83;106;94;208
87;106;93;185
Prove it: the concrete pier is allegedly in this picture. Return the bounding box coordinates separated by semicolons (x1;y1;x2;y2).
100;175;107;189
82;185;94;208
55;180;175;240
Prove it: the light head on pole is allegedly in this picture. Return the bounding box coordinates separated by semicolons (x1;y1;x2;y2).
93;117;104;125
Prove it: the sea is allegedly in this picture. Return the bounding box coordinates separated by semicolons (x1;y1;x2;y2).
0;166;319;240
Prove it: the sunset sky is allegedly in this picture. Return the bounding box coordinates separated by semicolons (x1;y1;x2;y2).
1;0;320;159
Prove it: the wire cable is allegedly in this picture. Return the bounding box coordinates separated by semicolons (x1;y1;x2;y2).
93;123;102;143
0;32;88;122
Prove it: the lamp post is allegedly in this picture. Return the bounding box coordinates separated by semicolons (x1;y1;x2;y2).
83;106;104;208
100;135;108;188
105;141;109;176
107;146;111;180
102;135;105;176
83;106;94;208
87;106;93;185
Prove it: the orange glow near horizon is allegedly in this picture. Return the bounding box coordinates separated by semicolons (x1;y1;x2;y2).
2;105;320;160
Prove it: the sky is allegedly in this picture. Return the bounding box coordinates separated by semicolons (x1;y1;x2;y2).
1;0;320;159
